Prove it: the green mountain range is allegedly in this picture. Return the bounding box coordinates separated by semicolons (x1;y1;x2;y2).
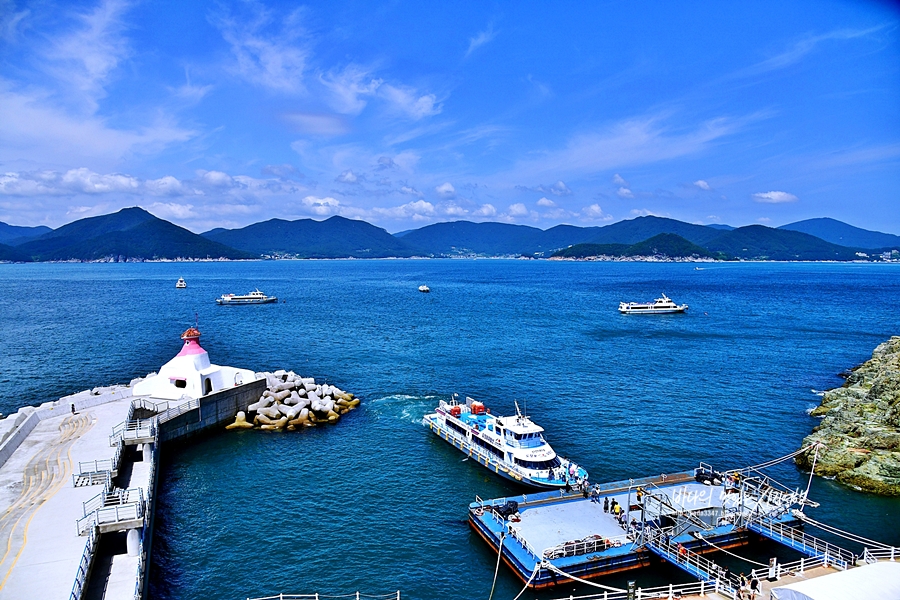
0;209;897;262
202;215;416;258
13;207;252;261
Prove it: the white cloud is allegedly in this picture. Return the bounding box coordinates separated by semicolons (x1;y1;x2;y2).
757;217;772;223
548;180;572;196
212;4;309;94
43;0;132;113
146;202;196;220
379;84;442;120
400;185;423;198
301;195;340;216
537;197;556;207
465;24;497;58
442;204;468;217
752;190;798;204
335;169;359;184
507;203;529;217
319;65;382;115
474;204;497;217
199;170;234;187
617;187;634;199
631;208;662;217
694;180;711;191
435;182;456;198
503;114;750;182
612;173;628;186
581;204;612;221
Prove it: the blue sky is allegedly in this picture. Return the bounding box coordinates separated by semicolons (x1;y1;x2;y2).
1;0;898;234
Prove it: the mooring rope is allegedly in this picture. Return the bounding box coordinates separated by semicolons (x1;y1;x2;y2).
794;513;892;549
694;533;769;567
487;532;505;600
542;560;627;592
731;443;816;474
510;563;540;600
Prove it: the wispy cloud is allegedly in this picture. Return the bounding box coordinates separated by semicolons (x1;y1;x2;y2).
379;84;442;120
465;24;496;58
752;191;798;204
211;3;309;94
319;64;382;114
734;25;891;79
694;180;711;191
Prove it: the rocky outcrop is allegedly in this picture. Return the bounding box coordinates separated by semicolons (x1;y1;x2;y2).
796;336;900;495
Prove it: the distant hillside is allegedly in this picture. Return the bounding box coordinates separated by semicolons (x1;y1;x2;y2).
780;218;900;250
0;242;29;262
202;215;417;258
552;234;717;259
17;207;251;261
585;216;726;246
0;222;52;245
398;221;548;255
705;225;861;261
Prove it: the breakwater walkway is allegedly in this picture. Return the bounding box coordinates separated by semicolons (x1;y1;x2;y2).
0;376;264;600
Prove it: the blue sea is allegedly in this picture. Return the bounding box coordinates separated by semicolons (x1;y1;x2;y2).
0;260;898;599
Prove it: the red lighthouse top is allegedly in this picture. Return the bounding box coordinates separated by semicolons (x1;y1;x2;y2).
177;327;206;356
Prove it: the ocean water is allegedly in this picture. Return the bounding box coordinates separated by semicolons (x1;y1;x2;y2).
0;260;898;599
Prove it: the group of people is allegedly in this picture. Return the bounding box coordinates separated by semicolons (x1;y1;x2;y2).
718;567;760;599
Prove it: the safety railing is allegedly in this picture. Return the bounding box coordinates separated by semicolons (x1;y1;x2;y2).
156;397;199;423
76;498;144;535
643;529;736;594
69;524;98;600
864;547;898;563
246;593;400;600
505;523;543;560
543;533;631;559
747;518;855;569
109;418;157;446
542;578;729;600
72;469;111;488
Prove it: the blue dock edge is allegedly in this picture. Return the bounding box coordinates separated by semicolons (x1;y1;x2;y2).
468;471;802;589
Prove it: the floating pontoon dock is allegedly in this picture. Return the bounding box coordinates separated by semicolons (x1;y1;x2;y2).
469;454;898;593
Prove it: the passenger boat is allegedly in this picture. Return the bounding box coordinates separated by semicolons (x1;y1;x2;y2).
176;277;187;289
215;289;277;305
418;285;430;293
618;294;687;314
423;396;588;489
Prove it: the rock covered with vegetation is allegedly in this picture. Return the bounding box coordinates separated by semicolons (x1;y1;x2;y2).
226;370;359;432
796;336;900;495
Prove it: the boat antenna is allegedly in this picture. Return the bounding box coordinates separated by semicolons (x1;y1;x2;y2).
194;312;199;328
514;400;522;417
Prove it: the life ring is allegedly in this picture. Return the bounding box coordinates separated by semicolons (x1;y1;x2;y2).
474;507;484;516
613;540;622;548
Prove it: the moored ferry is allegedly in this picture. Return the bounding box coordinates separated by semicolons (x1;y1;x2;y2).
215;289;278;305
423;396;588;489
618;293;687;314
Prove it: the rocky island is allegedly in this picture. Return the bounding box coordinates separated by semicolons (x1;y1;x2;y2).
797;336;900;495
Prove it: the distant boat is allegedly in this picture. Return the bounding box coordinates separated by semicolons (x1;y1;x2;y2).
176;277;187;289
418;285;430;293
618;294;688;314
215;289;277;305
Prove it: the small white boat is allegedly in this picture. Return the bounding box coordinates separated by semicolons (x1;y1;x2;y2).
176;277;187;289
618;293;688;314
423;396;588;489
215;289;277;305
418;285;430;293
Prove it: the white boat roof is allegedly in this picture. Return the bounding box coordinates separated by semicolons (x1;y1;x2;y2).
494;414;544;434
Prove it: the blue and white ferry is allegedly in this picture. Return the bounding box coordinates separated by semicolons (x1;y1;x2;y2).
423;396;588;489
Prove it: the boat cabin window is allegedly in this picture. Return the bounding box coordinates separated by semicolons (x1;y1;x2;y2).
173;379;187;389
508;431;544;449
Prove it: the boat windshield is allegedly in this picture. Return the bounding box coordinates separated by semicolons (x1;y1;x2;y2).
507;431;544;449
514;456;561;470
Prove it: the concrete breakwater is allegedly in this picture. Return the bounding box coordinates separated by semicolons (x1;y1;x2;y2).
797;335;900;495
228;369;359;431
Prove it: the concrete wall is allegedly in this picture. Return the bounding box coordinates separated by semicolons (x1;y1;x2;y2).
158;378;265;443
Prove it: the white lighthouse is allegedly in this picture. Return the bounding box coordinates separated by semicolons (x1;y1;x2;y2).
133;327;258;401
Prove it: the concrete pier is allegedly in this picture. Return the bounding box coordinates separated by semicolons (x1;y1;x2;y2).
0;377;264;600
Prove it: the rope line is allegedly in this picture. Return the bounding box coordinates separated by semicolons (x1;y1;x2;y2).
694;533;769;567
510;564;540;600
487;533;505;600
795;514;892;549
730;443;816;474
542;561;627;592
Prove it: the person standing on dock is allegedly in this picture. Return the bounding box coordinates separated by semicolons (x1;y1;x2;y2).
603;497;609;512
